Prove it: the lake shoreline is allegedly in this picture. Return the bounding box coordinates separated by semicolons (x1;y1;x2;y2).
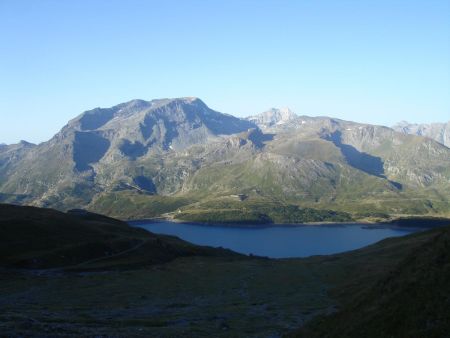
128;216;450;230
133;220;428;258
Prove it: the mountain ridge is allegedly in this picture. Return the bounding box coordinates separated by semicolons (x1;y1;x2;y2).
1;97;449;221
393;120;450;148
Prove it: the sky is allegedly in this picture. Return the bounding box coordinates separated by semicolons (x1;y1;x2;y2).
0;0;449;144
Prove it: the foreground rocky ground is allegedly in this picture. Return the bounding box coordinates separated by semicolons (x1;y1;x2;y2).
1;204;449;337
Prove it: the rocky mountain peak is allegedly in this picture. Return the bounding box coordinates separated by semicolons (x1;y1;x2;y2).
247;107;297;129
1;97;449;219
181;96;200;103
18;140;36;147
38;97;258;175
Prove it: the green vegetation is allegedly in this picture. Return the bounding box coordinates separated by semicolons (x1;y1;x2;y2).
173;197;352;224
88;192;194;219
84;190;356;224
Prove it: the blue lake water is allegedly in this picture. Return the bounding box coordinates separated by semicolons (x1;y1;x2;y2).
134;221;419;258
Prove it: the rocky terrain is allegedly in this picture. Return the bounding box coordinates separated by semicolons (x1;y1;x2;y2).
247;107;297;129
393;120;450;148
1;97;449;221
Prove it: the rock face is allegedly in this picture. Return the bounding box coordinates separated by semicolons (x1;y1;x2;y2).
393;121;450;148
0;98;255;207
1;98;449;218
247;108;297;129
65;97;255;155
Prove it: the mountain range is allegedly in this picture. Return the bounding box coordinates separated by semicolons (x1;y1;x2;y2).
1;97;449;222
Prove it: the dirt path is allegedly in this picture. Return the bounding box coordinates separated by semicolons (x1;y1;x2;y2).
17;239;152;276
67;239;150;269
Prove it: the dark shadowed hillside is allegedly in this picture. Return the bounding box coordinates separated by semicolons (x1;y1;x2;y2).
0;204;239;270
0;204;449;336
291;225;450;338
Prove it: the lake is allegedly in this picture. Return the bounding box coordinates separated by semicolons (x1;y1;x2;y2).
134;221;420;258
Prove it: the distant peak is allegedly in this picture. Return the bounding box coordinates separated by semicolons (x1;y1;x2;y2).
114;97;205;114
393;120;414;127
269;107;294;114
182;96;200;102
247;107;297;127
157;96;200;102
127;99;148;104
147;97;206;108
262;107;296;119
122;99;151;108
19;140;35;146
177;97;207;106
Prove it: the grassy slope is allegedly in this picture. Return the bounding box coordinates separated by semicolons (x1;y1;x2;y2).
87;187;450;225
85;146;450;223
81;133;450;223
0;204;238;270
291;226;450;338
172;196;352;224
87;190;354;224
88;191;193;219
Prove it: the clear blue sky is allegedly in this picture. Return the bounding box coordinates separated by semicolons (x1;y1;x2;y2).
1;0;449;144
